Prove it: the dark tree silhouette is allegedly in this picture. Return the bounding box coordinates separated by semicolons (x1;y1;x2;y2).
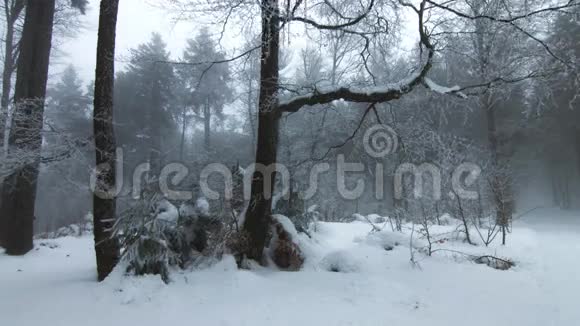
92;0;120;281
0;0;56;254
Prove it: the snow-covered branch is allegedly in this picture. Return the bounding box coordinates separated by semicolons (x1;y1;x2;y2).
278;0;434;112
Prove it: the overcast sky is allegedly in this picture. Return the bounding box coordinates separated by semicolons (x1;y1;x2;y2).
59;0;418;87
60;0;195;84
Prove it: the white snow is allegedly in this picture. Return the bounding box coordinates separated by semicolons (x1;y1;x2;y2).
278;72;422;107
307;204;318;213
195;197;210;216
424;77;467;98
1;208;579;326
155;199;179;223
179;197;211;218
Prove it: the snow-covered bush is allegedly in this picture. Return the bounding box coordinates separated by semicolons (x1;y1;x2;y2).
363;230;411;251
178;197;223;260
113;193;182;283
113;193;221;283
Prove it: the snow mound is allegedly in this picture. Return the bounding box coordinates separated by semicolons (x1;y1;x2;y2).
269;215;305;270
357;229;413;251
319;250;361;273
366;214;387;224
271;215;299;240
352;213;367;223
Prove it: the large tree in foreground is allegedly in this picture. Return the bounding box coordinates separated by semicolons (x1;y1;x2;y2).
0;0;87;253
0;0;57;254
92;0;120;281
242;0;435;262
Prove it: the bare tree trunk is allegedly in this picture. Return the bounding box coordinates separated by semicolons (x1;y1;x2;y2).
0;27;13;150
0;0;24;147
148;72;163;177
247;79;256;152
485;98;513;245
242;0;280;263
180;106;187;161
576;130;580;190
92;0;120;281
204;98;211;152
0;0;55;255
0;0;24;248
471;3;513;245
0;0;24;148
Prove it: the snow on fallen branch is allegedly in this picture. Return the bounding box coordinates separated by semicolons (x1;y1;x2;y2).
430;248;515;270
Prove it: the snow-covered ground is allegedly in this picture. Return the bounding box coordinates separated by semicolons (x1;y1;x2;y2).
1;209;579;326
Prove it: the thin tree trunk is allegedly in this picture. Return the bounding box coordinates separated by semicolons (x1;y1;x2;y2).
148;71;162;177
92;0;120;281
472;4;513;245
0;0;24;248
485;98;512;245
0;0;24;150
242;0;280;263
576;130;580;187
0;0;55;255
204;99;211;152
180;106;186;161
0;24;13;150
247;78;256;152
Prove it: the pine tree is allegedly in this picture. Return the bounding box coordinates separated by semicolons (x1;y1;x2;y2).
115;33;174;176
47;65;91;141
178;28;233;153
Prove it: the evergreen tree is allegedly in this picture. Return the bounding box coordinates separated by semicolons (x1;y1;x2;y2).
178;28;233;153
47;65;91;141
115;33;175;175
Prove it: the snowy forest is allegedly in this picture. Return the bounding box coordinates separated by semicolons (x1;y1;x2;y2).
1;0;580;325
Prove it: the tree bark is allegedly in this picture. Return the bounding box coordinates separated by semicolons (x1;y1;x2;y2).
180;106;187;161
92;0;120;281
485;97;513;245
148;68;163;177
0;0;24;145
0;0;55;255
204;98;211;152
247;78;256;152
576;129;580;185
471;3;513;245
242;0;281;263
0;1;25;248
